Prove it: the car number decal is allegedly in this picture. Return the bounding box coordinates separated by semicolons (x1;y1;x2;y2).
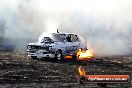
65;46;79;52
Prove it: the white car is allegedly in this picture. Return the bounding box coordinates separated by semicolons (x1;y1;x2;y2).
27;32;87;60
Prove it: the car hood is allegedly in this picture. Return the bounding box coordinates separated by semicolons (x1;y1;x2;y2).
28;42;57;47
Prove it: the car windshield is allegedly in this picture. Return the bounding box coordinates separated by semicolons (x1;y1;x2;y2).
52;34;66;42
52;34;79;42
40;33;79;42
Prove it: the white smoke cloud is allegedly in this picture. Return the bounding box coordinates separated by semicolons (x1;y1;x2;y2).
0;0;132;55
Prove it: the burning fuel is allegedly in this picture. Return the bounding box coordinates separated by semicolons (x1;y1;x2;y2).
77;49;95;61
64;56;73;59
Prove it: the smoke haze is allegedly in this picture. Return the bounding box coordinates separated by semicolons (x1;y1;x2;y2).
0;0;132;56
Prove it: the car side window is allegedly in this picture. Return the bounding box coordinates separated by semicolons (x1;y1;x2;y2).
71;34;79;42
66;35;72;42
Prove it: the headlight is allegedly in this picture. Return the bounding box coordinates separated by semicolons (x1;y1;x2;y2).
27;45;31;49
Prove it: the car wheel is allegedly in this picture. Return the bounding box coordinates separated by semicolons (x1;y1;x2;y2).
55;50;63;61
72;55;77;60
31;56;37;59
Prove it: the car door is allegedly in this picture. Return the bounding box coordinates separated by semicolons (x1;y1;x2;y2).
64;34;81;55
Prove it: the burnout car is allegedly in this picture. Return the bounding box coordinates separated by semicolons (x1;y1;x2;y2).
27;32;87;60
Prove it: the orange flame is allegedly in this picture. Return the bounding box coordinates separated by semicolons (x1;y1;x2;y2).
64;56;73;59
78;66;86;76
77;49;94;60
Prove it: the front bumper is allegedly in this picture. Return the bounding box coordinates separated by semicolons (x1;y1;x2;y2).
28;53;55;58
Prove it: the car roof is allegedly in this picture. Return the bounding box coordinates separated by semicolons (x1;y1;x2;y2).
52;33;76;35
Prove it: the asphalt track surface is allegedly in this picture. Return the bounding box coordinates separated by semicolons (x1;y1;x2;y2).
0;52;132;88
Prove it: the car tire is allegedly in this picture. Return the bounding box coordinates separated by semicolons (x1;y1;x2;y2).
72;55;77;60
31;56;37;59
55;50;63;61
